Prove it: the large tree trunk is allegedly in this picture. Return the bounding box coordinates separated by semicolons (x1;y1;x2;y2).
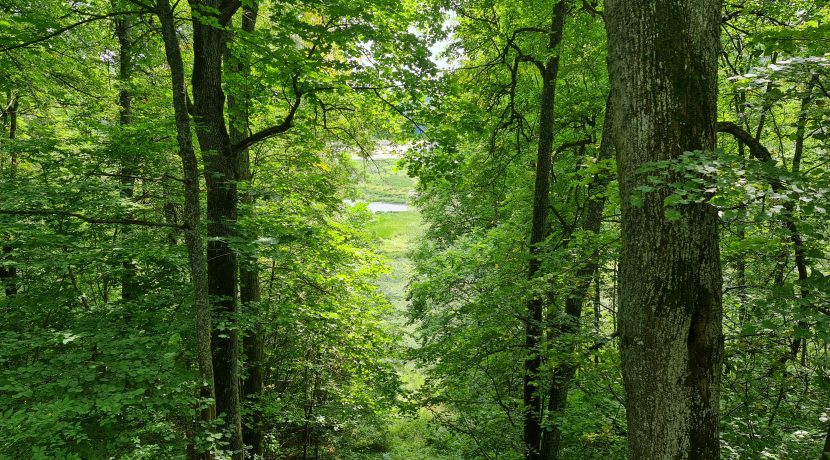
523;2;566;459
541;95;613;460
225;5;266;457
606;1;724;458
156;1;217;456
189;0;244;455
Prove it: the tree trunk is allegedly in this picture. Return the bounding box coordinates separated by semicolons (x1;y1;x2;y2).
115;12;140;302
523;3;566;459
156;1;217;456
1;91;17;298
541;95;613;460
606;0;723;458
784;77;818;360
189;0;244;455
225;5;266;457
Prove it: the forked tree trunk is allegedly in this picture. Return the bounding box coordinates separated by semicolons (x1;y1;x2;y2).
606;0;723;458
188;0;244;455
1;91;17;297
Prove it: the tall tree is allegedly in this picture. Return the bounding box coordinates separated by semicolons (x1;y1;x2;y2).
523;3;566;458
189;1;246;451
541;95;613;460
156;0;218;451
224;4;265;456
606;0;724;458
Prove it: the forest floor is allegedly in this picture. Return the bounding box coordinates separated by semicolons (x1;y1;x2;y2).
350;157;456;459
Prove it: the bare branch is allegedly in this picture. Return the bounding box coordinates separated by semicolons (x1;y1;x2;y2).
232;80;302;153
0;209;183;228
0;10;145;52
716;121;773;162
371;88;424;133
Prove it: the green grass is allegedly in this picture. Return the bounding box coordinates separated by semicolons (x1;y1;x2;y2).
368;211;420;329
367;211;421;250
351;158;415;204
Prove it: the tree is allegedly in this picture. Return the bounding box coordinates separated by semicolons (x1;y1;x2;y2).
606;0;723;458
523;2;566;458
156;0;218;449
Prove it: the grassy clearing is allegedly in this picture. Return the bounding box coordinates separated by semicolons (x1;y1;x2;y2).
368;211;420;340
368;211;421;252
351;158;415;204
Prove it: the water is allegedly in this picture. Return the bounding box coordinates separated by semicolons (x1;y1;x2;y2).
344;200;410;213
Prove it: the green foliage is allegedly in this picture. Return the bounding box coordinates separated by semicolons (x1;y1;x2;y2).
2;0;830;458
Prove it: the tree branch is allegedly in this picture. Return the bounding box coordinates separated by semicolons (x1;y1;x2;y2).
231;83;302;153
554;138;593;156
0;11;145;52
717;120;785;193
0;209;183;228
219;0;241;26
717;121;773;162
370;88;425;133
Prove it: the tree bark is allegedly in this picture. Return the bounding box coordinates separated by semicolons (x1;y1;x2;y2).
606;0;723;458
541;95;613;460
523;3;566;459
156;0;217;455
188;0;244;455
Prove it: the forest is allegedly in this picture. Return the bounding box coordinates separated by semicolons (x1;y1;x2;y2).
1;0;829;459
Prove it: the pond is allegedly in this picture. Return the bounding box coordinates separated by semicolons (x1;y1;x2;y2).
344;200;410;213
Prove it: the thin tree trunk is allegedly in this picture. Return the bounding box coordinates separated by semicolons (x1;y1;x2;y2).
225;5;265;457
156;1;217;456
114;12;140;301
1;91;17;298
785;78;817;359
541;95;613;460
523;3;567;459
188;0;244;454
606;0;723;458
718;76;817;367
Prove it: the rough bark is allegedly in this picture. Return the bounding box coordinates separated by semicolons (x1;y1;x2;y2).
606;0;724;458
225;5;265;457
189;0;244;455
541;95;613;460
156;0;217;453
523;3;566;459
